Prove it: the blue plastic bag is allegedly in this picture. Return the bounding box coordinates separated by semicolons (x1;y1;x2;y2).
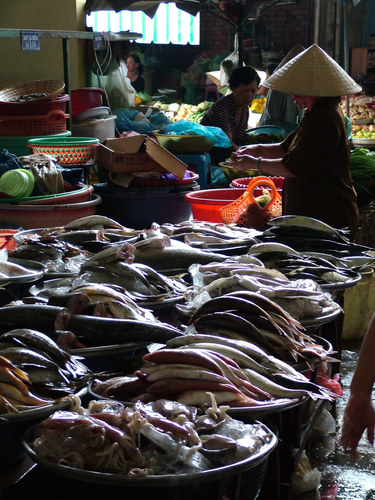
164;121;231;148
114;108;155;134
113;108;171;134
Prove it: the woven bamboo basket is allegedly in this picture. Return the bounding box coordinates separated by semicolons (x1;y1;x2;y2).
154;133;214;154
0;80;65;103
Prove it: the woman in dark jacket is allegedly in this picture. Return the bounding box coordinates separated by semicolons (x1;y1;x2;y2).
227;44;361;241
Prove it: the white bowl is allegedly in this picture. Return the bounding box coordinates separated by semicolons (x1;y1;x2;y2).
74;106;111;122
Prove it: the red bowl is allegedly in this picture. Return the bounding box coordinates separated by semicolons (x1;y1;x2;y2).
71;88;105;117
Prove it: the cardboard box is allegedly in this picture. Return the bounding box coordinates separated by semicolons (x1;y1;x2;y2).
96;135;187;180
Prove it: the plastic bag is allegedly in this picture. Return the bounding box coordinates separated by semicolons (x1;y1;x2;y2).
220;34;243;87
220;176;282;229
106;60;135;109
164;121;231;148
114;108;155;134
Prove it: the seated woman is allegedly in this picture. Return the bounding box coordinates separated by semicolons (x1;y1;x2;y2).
200;66;260;164
126;54;145;93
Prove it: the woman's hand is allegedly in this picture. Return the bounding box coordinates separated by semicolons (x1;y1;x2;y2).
227;153;257;170
235;144;263;157
340;391;375;458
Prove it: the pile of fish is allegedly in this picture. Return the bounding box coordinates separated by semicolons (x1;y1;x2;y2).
260;215;374;259
92;334;335;408
158;220;260;250
73;245;189;302
0;328;90;414
183;291;336;364
9;236;90;275
29;398;276;475
0;252;40;280
183;259;341;322
246;242;361;287
0;303;183;349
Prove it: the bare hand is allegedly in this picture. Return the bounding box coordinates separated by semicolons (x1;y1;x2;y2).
340;392;375;458
236;144;263;156
227;153;257;170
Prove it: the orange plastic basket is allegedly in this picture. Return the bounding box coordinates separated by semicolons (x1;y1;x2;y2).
220;176;282;229
0;110;68;136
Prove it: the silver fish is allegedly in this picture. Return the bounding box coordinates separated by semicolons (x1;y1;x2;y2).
248;242;300;256
268;215;346;239
81;242;136;268
134;239;227;271
64;215;126;231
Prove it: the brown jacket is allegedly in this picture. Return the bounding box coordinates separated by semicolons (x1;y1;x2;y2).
281;98;359;240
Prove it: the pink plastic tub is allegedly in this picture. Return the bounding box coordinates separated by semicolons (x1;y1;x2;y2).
0;194;102;229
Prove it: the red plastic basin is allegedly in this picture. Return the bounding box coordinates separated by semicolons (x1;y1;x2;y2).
231;176;285;191
0;229;18;250
71;88;105;117
184;188;246;223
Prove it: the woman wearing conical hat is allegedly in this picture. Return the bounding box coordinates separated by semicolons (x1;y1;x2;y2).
228;44;360;241
258;44;306;134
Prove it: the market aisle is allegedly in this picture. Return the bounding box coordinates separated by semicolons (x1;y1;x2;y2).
293;340;375;500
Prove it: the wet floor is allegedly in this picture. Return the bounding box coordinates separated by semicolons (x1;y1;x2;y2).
294;340;375;500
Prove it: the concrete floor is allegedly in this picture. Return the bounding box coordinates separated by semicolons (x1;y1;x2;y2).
293;340;375;500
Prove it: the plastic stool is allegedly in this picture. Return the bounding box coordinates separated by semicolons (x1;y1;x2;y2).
175;153;212;189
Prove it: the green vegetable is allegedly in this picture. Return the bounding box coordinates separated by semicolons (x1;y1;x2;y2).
136;91;153;103
350;148;375;178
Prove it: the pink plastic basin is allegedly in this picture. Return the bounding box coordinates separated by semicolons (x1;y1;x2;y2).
0;194;102;229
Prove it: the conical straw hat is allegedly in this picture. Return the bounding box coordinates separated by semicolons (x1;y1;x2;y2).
263;44;362;96
274;44;305;72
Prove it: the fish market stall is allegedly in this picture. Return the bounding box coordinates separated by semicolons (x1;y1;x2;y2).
0;214;372;499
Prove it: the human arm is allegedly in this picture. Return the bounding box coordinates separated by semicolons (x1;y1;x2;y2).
233;142;285;159
340;313;375;457
225;131;238;151
228;154;294;177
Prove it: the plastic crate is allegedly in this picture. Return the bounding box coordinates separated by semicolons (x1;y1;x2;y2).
0;110;68;136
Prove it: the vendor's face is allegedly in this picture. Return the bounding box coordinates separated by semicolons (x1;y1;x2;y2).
232;80;258;108
292;95;308;109
126;57;138;73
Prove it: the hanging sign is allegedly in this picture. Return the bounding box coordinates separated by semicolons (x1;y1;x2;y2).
94;33;105;51
21;31;40;51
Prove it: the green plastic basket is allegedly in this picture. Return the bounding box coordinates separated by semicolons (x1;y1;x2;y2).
27;137;99;165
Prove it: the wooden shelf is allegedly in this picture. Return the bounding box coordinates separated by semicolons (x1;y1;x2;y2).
0;29;142;91
0;28;142;126
351;47;375;78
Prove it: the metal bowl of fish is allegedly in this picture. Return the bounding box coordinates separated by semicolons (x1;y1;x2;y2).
70;342;150;372
0;257;46;285
22;398;278;500
0;388;87;467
